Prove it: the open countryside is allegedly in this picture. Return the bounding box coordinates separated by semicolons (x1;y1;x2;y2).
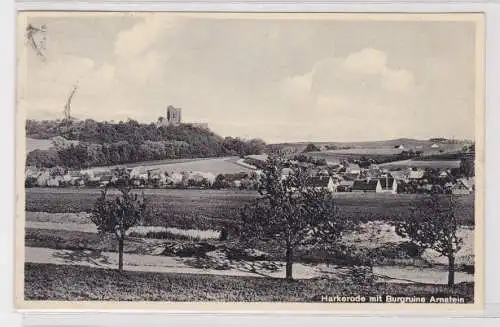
24;117;476;302
20;13;480;305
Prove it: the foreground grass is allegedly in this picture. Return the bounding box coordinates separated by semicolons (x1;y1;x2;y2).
26;188;475;227
25;263;474;302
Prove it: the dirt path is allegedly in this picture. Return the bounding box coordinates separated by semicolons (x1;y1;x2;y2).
24;246;474;284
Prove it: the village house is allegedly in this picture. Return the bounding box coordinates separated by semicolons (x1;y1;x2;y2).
352;179;379;193
304;176;338;193
408;169;425;180
63;170;84;186
130;166;149;181
99;175;113;187
337;180;354;192
351;177;398;194
346;163;361;175
389;170;409;182
378;177;398;194
36;171;51;187
452;179;473;195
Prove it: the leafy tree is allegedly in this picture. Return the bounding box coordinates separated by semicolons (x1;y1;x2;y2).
240;155;350;280
90;171;148;272
26;148;61;168
460;158;475;177
395;194;462;286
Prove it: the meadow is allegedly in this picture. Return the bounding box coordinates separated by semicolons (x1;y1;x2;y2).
26;138;54;153
92;156;252;174
378;159;462;170
25;263;474;302
25;188;475;229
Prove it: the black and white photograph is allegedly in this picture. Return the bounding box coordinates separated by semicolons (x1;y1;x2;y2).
15;12;484;310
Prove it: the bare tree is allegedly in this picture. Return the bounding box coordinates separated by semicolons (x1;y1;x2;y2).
90;170;148;272
240;155;350;280
395;193;462;286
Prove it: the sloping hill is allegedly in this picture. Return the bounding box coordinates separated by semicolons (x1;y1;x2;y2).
26;138;54;153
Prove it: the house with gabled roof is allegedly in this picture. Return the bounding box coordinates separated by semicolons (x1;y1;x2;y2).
378;177;398;194
352;179;379;193
408;170;425;180
352;177;397;194
452;179;473;195
304;176;338;193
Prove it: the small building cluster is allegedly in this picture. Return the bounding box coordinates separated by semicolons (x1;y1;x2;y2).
24;165;261;191
279;161;474;196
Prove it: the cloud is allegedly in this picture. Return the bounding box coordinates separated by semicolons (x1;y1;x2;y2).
280;48;416;114
343;48;388;75
114;15;175;58
342;48;415;92
275;48;417;135
382;69;414;92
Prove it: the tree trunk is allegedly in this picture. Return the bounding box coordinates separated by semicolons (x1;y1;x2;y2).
118;237;124;273
448;254;455;287
285;244;293;281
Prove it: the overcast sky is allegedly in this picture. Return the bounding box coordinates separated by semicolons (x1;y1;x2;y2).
19;13;479;143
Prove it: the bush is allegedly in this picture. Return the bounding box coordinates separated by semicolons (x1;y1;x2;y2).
161;241;217;258
224;246;271;261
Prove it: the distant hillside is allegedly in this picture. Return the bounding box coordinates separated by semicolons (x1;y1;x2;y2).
267;138;469;154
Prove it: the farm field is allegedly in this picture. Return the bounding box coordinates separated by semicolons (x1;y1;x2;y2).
378;159;461;170
25;263;474;302
92;156;253;174
25;188;475;227
273;139;465;154
304;149;464;165
26;188;256;231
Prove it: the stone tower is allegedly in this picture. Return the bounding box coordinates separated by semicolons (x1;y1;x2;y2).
166;105;182;126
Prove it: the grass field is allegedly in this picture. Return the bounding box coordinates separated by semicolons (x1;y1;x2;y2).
25;188;475;228
378;159;462;170
24;263;474;302
273;139;465;154
26;188;255;231
26;138;54;153
92;156;253;174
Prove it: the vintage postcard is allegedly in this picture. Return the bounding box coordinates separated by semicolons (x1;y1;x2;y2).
15;11;484;311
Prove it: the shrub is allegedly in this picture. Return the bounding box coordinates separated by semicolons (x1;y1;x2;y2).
161;241;217;258
126;226;221;241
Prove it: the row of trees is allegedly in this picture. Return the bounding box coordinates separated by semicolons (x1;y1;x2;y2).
293;154;327;166
27;136;266;170
94;155;464;287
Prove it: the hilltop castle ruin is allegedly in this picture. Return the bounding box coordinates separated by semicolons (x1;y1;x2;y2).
158;105;209;130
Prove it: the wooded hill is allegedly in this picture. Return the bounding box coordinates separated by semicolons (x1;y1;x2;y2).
26;119;266;169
